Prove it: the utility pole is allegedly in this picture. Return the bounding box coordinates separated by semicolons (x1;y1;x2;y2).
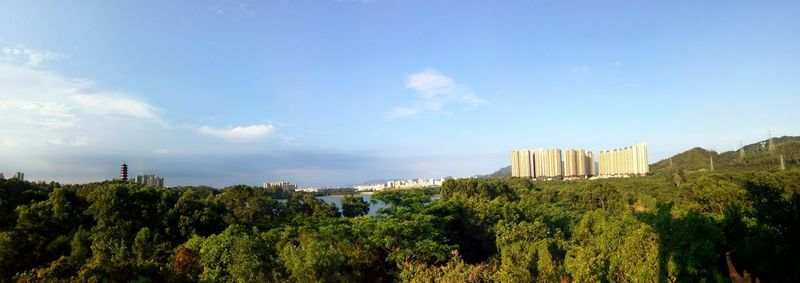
780;154;786;171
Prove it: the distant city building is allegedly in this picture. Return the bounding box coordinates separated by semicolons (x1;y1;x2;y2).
510;150;534;178
597;143;649;177
120;163;128;181
511;148;563;179
0;172;4;180
354;178;445;192
511;143;646;180
13;172;24;181
296;187;319;193
386;178;445;189
263;181;297;191
534;148;563;179
564;149;595;179
354;183;387;192
135;174;164;187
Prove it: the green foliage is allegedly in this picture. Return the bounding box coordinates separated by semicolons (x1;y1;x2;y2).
184;225;273;282
341;195;370;217
1;169;798;281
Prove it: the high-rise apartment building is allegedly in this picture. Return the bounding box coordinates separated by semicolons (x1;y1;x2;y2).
263;181;298;191
13;172;24;181
511;142;645;180
587;151;597;176
564;149;595;178
534;148;563;179
598;143;649;176
510;149;534;178
135;174;164;187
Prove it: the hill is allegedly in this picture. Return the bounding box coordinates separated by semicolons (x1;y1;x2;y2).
487;136;800;177
480;165;511;178
650;136;800;174
650;147;719;173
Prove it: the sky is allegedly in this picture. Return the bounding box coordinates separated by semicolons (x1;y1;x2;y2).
0;0;798;187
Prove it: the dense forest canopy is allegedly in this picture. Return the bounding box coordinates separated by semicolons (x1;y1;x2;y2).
1;168;799;282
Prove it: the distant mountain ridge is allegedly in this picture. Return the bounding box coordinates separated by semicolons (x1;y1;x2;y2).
650;135;800;174
484;136;800;177
479;166;511;178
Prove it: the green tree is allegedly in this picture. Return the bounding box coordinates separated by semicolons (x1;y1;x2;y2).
341;195;370;217
184;225;274;282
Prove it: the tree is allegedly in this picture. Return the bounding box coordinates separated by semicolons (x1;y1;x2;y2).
341;195;370;217
184;225;273;282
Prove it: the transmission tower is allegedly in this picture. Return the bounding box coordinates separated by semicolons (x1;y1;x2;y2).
768;130;775;153
739;140;744;160
710;156;715;171
780;154;786;171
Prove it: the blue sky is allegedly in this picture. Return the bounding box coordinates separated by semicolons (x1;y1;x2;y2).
1;0;798;187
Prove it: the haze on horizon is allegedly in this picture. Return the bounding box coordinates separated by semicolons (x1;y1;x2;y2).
1;0;798;187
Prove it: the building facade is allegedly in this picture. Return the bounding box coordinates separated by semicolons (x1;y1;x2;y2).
534;148;563;179
510;149;534;178
511;148;565;179
135;174;164;187
597;143;649;177
263;181;298;191
564;148;595;178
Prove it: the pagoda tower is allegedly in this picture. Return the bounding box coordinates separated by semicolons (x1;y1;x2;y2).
120;163;128;181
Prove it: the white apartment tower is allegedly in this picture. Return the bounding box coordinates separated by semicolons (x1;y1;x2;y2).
598;143;649;177
565;149;595;178
510;149;534;178
534;148;563;179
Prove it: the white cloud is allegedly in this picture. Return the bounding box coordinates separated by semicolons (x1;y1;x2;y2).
71;94;162;120
569;65;590;73
0;57;165;149
207;0;256;20
1;45;62;66
199;124;275;142
154;148;170;154
389;69;484;119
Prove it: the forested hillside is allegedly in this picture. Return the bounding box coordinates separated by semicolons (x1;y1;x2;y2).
1;169;798;282
651;136;800;174
481;166;511;178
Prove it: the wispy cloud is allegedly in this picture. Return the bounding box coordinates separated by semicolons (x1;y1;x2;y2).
1;45;63;67
0;54;166;149
208;0;256;20
569;65;590;73
199;124;275;142
71;94;162;121
389;69;485;119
